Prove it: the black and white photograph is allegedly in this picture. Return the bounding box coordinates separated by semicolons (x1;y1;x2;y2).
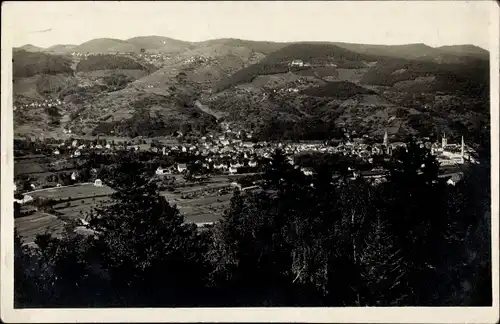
1;1;498;322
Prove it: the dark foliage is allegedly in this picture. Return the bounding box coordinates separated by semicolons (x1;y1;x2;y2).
301;81;375;99
14;140;491;307
13;50;73;78
361;58;489;97
76;55;146;72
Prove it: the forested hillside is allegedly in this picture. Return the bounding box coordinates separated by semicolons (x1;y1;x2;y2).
13;50;73;78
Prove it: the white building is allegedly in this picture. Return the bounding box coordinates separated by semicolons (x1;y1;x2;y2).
446;173;463;186
94;179;103;187
290;59;304;67
177;164;188;173
301;168;314;176
22;195;34;204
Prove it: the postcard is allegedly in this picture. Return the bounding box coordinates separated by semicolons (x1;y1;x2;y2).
1;1;498;323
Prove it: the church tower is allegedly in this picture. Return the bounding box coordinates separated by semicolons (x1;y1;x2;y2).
441;133;447;149
461;135;465;163
383;131;388;147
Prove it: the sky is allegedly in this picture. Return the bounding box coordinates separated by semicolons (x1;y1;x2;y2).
3;1;494;50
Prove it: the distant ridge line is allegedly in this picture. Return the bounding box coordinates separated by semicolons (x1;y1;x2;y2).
15;35;489;53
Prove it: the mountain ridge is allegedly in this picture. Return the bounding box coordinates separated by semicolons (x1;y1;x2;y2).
12;36;490;144
15;36;489;55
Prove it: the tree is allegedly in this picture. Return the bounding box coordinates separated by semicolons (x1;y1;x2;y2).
86;159;210;306
380;139;450;304
14;229;46;307
358;218;410;306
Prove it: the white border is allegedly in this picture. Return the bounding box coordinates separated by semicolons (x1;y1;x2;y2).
1;1;499;323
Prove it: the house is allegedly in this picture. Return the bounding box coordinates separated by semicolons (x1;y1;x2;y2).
229;166;238;174
446;173;463;186
177;163;188;173
248;160;257;168
71;172;78;180
214;163;226;170
74;150;81;157
95;144;103;149
156;167;165;175
301;167;314;176
290;59;304;67
20;195;34;204
72;140;78;147
53;149;60;155
105;143;111;149
94;179;103;187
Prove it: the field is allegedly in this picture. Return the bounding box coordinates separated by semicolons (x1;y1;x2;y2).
52;195;112;220
16;175;237;243
28;183;115;200
160;177;235;223
176;193;233;223
15;212;66;244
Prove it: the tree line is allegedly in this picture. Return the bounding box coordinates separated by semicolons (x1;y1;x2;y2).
14;136;491;307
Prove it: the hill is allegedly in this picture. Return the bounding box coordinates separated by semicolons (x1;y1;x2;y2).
436;45;489;58
213;43;380;92
16;44;44;52
75;55;149;72
126;36;194;53
66;89;218;137
205;41;489;142
73;38;138;53
45;44;78;54
359;58;489;96
199;38;286;55
13;50;73;78
12;37;490;143
128;42;264;95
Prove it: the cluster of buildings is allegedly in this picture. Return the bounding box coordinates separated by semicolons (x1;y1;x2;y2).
431;134;474;165
288;59;338;68
14;98;63;111
183;55;210;65
136;53;172;67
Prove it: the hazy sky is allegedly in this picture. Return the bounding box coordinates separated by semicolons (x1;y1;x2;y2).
3;1;494;49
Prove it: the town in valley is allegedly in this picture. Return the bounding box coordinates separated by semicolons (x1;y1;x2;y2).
8;1;493;311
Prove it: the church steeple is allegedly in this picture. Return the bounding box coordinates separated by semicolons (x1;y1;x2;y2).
441;132;447;149
461;136;465;162
383;131;388;147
